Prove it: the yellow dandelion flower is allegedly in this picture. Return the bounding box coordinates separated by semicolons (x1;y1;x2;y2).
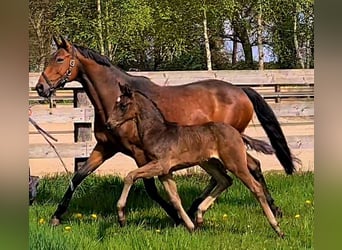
305;200;312;204
38;218;45;224
91;214;98;219
222;214;228;220
156;229;161;233
74;213;83;219
295;214;300;218
64;226;72;231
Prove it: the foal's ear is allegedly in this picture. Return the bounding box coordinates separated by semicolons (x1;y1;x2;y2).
118;82;133;98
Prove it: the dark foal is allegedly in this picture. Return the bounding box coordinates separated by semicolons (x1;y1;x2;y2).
106;84;284;237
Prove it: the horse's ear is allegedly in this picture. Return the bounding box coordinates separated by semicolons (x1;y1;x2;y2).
53;36;62;48
59;35;72;51
118;82;132;98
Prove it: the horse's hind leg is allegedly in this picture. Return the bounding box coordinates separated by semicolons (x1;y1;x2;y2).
247;152;283;218
51;143;116;226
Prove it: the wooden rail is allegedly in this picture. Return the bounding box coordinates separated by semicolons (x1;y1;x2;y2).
29;69;314;174
30;69;314;103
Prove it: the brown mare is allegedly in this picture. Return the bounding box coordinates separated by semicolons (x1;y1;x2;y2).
35;36;298;226
106;83;284;237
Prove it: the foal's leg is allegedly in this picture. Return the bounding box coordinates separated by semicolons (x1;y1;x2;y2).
187;160;232;219
51;143;116;226
195;162;233;226
143;178;182;225
159;174;196;232
187;177;217;219
233;170;284;237
220;143;283;237
133;151;182;225
116;160;165;226
247;152;283;218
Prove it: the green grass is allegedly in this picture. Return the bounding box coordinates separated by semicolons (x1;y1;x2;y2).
29;172;314;250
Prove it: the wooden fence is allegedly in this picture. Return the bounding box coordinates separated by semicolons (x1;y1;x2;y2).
29;69;314;176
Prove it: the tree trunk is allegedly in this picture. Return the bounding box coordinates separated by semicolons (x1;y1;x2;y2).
232;17;253;68
293;3;304;69
232;32;238;65
203;8;212;71
97;0;105;55
240;31;253;68
104;1;112;60
306;39;311;68
257;2;264;70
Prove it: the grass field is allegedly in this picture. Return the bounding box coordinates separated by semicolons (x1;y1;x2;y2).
29;172;314;250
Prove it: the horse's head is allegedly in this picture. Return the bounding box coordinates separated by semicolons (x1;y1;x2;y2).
35;36;79;98
106;83;137;130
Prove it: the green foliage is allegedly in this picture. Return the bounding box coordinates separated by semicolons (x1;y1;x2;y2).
29;0;314;71
30;172;314;249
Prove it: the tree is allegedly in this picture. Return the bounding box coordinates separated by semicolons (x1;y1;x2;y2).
29;0;57;71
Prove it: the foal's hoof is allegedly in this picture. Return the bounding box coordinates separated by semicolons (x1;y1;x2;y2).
195;218;204;228
278;231;285;238
118;219;126;227
50;217;61;226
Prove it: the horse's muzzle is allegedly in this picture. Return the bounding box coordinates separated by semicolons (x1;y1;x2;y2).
35;82;51;98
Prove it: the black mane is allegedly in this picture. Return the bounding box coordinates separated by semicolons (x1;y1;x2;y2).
74;44;112;67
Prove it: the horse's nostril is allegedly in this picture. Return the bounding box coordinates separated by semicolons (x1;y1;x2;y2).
36;83;43;92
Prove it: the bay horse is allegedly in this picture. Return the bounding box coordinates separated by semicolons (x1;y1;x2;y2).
106;83;284;237
35;36;298;226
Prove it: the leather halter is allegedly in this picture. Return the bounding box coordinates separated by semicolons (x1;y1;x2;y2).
42;46;76;92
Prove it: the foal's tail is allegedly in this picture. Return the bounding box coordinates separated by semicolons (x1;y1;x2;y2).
241;134;274;155
242;87;301;175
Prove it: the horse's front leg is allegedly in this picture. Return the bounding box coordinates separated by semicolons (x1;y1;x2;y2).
51;142;116;226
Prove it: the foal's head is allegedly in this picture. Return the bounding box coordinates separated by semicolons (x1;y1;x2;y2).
106;83;137;130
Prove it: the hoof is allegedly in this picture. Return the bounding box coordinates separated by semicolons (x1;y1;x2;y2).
174;217;183;226
195;211;204;228
50;217;61;226
278;232;285;238
118;219;126;227
195;219;204;228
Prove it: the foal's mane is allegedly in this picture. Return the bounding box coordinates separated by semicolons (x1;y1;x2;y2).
134;90;179;127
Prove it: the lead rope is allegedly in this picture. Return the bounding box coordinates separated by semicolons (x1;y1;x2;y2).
29;106;70;174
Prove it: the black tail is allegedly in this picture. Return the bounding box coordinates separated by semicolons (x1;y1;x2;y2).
242;87;300;175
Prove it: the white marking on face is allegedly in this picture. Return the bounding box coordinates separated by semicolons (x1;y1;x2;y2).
116;96;121;103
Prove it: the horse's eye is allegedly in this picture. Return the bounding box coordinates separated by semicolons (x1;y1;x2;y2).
56;58;64;64
119;103;128;111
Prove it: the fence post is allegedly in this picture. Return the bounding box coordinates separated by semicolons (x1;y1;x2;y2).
73;88;92;171
275;84;281;103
